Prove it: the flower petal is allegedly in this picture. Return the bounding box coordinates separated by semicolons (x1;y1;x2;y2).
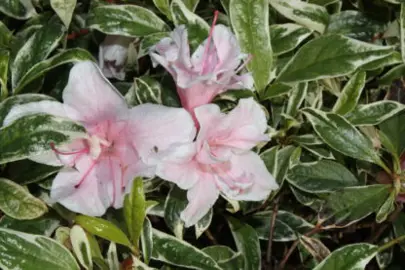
50;156;110;216
62;61;127;124
212;24;241;72
3;100;67;126
96;156;123;209
181;179;219;228
220;151;278;201
128;104;196;164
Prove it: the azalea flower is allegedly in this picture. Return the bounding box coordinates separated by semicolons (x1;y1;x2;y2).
99;35;133;80
155;98;278;227
149;12;253;117
3;61;195;216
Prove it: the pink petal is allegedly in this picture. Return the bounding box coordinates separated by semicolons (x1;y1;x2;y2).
128;104;196;165
212;25;241;72
218;151;278;201
178;84;223;114
62;61;128;124
50;156;110;216
181;179;219;227
96;156;123;209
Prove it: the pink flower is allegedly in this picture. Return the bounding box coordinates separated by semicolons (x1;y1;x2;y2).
3;61;196;216
150;12;253;117
155;98;278;227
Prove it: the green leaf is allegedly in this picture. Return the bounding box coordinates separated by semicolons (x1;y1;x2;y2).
230;0;272;92
195;208;213;239
0;215;60;236
277;35;394;83
319;184;391;228
227;217;261;270
286;82;307;117
270;23;313;56
299;235;330;263
269;0;329;33
0;114;85;164
346;101;405;126
153;0;171;20
8;160;60;185
164;185;187;239
50;0;77;28
202;245;244;270
107;242;120;270
313;243;378;270
182;0;200;11
0;94;54;125
379;111;405;157
14;48;95;94
11;23;65;90
70;225;93;270
0;21;12;48
326;11;386;41
141;217;153;265
0;178;48;220
302;108;382;165
75;215;132;248
261;145;296;186
287;160;359;194
247;210;314;241
393;212;405;252
138;32;169;58
261;83;293;100
0;228;79;270
378;64;405;85
124;177;146;248
87;5;169;37
0;49;9;101
401;4;405;63
152;228;221;270
0;0;37;19
332;71;366;115
170;0;209;50
375;190;396;223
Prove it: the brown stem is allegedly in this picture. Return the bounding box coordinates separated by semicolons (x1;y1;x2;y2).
277;224;323;270
266;197;280;269
205;229;218;245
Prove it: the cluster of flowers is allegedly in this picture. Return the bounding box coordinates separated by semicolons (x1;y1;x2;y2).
4;17;278;227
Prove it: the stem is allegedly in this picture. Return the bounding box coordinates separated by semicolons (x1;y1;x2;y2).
266;197;280;268
378;160;392;176
204;229;218;245
378;234;405;252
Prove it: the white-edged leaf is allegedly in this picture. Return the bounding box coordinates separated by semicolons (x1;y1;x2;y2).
0;227;79;270
270;23;313;55
401;4;405;63
132;255;156;270
151;228;221;270
302;108;383;165
195;208;213;239
87;5;169;37
0;215;60;237
0;114;85;164
50;0;77;28
287;160;359;194
313;243;378;270
153;0;171;20
170;0;209;50
14;48;95;94
227;217;261;270
286;82;307;117
141;217;153;265
332;71;366;115
164;185;187;239
347;101;405;126
107;242;119;270
0;178;48;220
277;35;394;83
269;0;329;33
0;49;9;101
0;0;37;20
230;0;272;92
11;23;65;90
203;245;244;270
70;225;93;270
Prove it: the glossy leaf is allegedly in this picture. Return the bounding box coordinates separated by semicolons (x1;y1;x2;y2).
269;0;329;33
195;208;213;239
152;228;221;270
0;228;79;270
87;5;169;37
141;217;153;265
332;71;366;115
302;108;382;165
319;184;391;228
277;35;394;83
313;243;378;270
50;0;77;28
75;215;132;248
347;101;405;126
270;23;313;55
0;215;60;236
286;82;307;117
230;0;272;92
164;185;187;239
0;49;9;100
0;114;85;164
299;235;330;263
0;0;37;19
70;225;93;270
227;217;261;270
203;245;244;270
379;111;405;157
287;160;359;194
